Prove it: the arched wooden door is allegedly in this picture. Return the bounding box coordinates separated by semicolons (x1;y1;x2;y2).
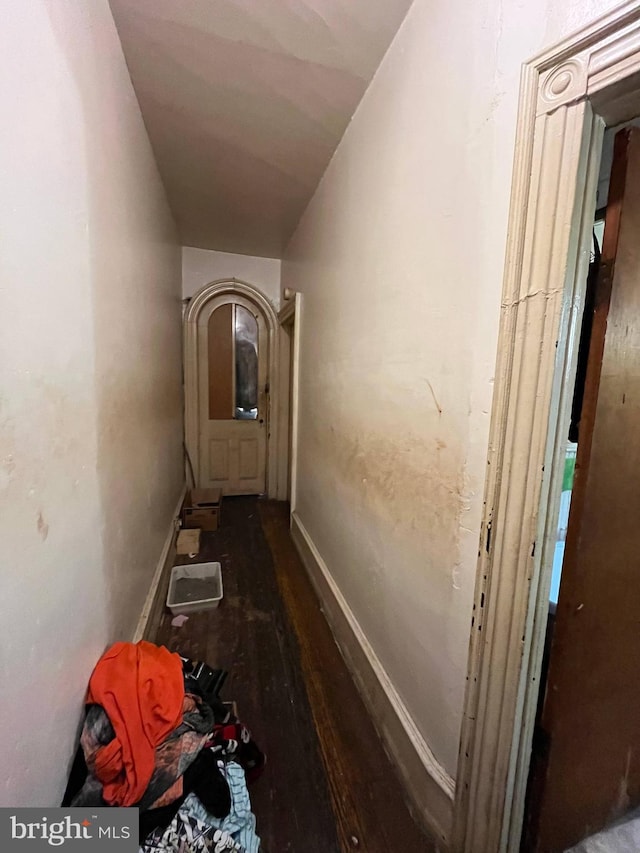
195;293;269;495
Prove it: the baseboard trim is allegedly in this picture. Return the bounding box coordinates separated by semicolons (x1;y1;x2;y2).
133;484;186;643
290;510;455;848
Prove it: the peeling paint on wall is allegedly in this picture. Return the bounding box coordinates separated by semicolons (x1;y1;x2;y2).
36;511;49;542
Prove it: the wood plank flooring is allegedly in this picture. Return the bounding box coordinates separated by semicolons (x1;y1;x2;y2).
153;497;433;853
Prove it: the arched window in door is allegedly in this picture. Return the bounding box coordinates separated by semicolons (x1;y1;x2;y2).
208;304;258;421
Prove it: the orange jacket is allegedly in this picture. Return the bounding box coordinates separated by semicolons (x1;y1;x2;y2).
87;640;184;806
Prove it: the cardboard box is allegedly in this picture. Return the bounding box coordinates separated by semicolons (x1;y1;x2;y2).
176;528;201;556
182;488;222;531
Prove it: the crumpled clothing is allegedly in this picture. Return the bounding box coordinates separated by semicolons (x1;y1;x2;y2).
141;761;259;853
185;761;260;853
204;723;265;785
141;805;243;853
138;748;232;844
83;641;184;807
73;692;215;811
141;694;214;811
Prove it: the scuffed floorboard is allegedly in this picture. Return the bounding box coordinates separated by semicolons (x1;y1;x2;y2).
259;500;434;853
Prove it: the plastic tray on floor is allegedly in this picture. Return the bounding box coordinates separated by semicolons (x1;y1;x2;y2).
166;561;223;615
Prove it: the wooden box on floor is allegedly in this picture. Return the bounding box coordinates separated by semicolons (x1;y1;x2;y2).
182;488;222;531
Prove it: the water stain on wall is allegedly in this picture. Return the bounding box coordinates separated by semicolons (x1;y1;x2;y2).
311;415;467;542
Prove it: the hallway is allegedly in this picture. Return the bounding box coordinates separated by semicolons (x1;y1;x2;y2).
151;498;433;852
6;1;634;847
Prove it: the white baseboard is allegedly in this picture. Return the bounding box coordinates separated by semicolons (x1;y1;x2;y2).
290;510;455;849
132;484;186;643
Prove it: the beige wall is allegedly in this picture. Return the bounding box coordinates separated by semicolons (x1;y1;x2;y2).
0;0;183;806
182;247;281;309
282;0;621;779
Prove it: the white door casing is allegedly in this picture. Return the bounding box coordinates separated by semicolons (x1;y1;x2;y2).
277;292;302;513
184;279;280;497
455;4;640;852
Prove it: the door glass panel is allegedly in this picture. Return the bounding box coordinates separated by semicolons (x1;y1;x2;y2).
235;306;258;420
208;304;234;420
208;303;259;420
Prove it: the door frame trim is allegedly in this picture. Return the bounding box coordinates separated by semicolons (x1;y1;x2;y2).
454;4;640;850
184;278;280;497
277;292;302;511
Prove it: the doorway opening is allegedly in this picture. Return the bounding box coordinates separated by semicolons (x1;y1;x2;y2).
523;118;640;852
518;120;640;851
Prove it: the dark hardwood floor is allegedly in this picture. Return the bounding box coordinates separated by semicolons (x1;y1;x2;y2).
152;497;434;853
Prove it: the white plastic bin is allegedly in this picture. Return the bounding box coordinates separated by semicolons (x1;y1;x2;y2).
166;562;223;615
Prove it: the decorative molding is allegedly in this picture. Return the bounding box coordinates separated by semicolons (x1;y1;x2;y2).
530;0;640;72
132;484;186;643
183;279;280;497
503;114;605;853
454;101;593;853
587;12;640;95
277;297;296;325
533;3;640;116
454;3;640;851
537;57;588;114
291;511;454;849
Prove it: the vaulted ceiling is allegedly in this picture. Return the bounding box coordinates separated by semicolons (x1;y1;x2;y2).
109;0;414;258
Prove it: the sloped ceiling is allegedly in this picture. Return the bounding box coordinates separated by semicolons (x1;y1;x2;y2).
109;0;414;257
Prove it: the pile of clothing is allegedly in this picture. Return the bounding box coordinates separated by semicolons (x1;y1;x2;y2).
65;641;264;853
